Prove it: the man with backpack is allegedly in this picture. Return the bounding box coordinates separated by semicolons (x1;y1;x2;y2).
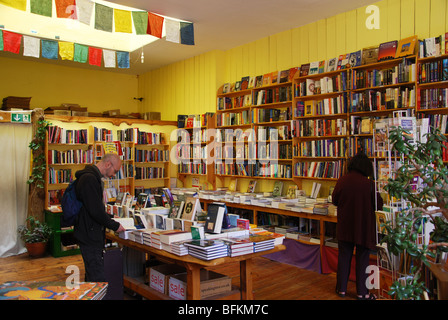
73;153;126;282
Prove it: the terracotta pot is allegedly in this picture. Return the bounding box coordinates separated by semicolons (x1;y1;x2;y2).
25;242;47;258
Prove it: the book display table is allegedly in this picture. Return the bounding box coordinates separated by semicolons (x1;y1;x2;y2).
106;232;285;300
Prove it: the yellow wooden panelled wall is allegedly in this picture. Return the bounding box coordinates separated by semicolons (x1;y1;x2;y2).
139;0;448;121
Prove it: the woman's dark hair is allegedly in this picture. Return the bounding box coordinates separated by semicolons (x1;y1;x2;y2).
347;152;373;177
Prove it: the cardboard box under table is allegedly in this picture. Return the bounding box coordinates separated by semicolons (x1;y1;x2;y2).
149;264;186;295
168;270;231;300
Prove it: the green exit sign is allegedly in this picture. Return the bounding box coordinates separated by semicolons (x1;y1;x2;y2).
11;113;31;123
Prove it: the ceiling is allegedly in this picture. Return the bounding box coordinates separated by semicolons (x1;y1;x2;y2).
0;0;378;75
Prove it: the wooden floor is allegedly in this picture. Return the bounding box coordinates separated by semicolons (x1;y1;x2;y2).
0;251;357;300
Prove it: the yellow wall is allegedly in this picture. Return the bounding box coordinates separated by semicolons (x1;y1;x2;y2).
139;0;448;121
0;57;139;113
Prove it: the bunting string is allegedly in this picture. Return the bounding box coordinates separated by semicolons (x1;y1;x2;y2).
0;0;195;45
0;29;131;69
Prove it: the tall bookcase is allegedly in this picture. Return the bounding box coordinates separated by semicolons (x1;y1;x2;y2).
43;114;176;257
215;79;295;193
175;113;216;189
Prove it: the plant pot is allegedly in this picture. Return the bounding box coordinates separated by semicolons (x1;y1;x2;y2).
25;242;47;258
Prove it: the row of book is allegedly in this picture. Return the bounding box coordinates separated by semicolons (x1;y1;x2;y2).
217;94;251;111
48;168;72;184
116;127;165;145
215;162;293;178
294;138;347;158
177;113;215;129
221;68;298;94
177;163;207;175
418;113;448;134
48;126;88;144
47;149;94;165
418;87;448;110
216;110;251;127
135;149;169;163
348;136;374;158
295;72;349;97
350;87;416;112
294;160;345;179
418;58;448;84
252;86;293;105
351;58;416;90
294;118;347;137
134;166;165;180
251;107;292;124
295;94;349;118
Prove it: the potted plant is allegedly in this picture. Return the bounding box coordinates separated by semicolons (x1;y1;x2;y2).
381;125;448;299
18;216;53;258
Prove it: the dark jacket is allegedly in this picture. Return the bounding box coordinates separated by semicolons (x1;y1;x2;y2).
74;165;120;248
332;170;383;250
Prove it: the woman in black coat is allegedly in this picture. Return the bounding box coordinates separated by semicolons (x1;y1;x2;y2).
332;152;383;300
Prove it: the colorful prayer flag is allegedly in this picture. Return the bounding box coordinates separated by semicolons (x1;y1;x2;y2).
132;11;148;35
88;47;102;66
117;51;129;69
23;36;40;58
74;43;88;63
59;42;74;60
76;0;94;25
2;31;22;54
30;0;52;17
180;22;194;45
165;19;180;43
41;40;59;60
147;12;164;38
114;9;132;33
55;0;77;19
103;49;116;68
94;3;113;32
0;0;27;11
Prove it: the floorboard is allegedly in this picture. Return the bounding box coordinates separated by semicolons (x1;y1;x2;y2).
0;251;357;300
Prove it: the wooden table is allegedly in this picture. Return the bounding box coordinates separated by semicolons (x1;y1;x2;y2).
106;232;285;300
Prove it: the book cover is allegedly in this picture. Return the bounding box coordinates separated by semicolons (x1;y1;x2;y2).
272;181;284;197
361;46;379;65
299;63;310;76
309;61;319;75
247;179;257;193
378;40;398;61
205;203;225;233
395;35;417;58
181;197;199;221
326;58;337;72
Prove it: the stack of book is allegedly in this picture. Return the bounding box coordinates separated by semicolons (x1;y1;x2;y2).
169;240;190;256
151;230;192;251
222;237;254;257
184;239;228;260
250;234;276;252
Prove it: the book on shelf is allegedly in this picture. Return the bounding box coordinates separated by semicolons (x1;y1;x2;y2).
309;61;319;75
361;46;379;65
348;50;362;67
378;40;398;62
395;35;418;58
299;63;310;76
326;57;337;72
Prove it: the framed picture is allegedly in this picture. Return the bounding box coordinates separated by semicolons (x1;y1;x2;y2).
395;35;418;58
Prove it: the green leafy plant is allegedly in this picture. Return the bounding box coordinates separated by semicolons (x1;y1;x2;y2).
18;216;53;244
382;126;448;300
27;118;50;188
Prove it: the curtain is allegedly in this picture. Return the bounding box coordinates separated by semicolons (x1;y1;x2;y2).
0;123;32;257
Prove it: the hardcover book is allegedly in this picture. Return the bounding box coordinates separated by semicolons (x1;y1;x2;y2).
378;40;398;62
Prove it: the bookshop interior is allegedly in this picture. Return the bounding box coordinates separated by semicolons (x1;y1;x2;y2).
1;0;448;303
